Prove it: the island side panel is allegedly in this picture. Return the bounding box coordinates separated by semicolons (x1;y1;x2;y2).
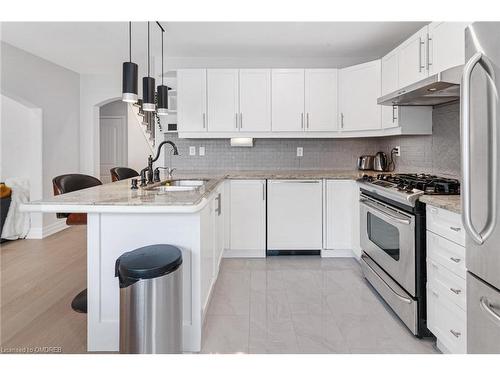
86;212;202;352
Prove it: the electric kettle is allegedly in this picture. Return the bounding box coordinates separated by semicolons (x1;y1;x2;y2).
373;152;388;172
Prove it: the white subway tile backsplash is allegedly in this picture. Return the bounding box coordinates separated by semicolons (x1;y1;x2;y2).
164;102;460;176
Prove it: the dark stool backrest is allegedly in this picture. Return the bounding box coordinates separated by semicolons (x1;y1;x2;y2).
110;167;139;182
52;174;102;220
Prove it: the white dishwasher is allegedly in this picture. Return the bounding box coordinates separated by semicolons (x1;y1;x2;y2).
267;179;323;251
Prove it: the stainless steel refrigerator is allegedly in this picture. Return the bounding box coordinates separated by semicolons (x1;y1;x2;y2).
462;21;500;353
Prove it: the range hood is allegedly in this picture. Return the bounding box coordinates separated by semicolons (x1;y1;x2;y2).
377;65;463;106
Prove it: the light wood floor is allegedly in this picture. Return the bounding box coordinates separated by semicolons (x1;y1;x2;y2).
0;227;87;353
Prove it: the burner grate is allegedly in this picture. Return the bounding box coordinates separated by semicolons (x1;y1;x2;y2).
372;173;460;195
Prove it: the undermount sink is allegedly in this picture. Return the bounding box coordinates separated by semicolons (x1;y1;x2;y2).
152;185;198;192
146;179;208;192
166;179;208;187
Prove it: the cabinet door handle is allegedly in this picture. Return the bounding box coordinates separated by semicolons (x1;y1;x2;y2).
235;113;238;129
450;287;462;295
301;113;304;129
216;193;221;216
262;183;266;201
239;113;242;129
450;329;461;338
306;113;309;129
340;112;344;129
419;37;425;72
450;257;461;263
202;113;206;128
426;33;432;70
392;105;398;123
450;226;462;232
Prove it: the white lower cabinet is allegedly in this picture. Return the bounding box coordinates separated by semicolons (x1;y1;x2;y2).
324;180;357;255
200;193;216;317
213;182;225;275
267;180;323;250
227;180;266;257
426;205;467;353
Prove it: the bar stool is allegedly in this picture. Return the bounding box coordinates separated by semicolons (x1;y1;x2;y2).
53;173;102;313
110;167;139;182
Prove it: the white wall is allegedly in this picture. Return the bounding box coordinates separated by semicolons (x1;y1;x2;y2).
0;94;43;236
1;41;80;233
79;73;122;177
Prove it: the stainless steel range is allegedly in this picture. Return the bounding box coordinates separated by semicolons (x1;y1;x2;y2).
357;173;460;337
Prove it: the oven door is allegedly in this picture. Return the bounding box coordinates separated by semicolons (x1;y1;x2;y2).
360;194;416;296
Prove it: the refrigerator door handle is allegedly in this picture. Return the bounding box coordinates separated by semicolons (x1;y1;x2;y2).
480;297;500;326
461;51;498;245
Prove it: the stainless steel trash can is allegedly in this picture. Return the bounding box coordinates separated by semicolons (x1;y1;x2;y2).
115;244;183;354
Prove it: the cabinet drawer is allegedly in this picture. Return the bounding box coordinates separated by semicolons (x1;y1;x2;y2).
426;205;465;246
427;231;466;278
428;259;466;310
427;284;467;354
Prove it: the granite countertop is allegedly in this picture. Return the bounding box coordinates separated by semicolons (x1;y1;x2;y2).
23;168;462;214
23;170;373;210
419;195;461;214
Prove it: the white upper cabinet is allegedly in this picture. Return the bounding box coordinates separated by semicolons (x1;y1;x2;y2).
239;69;271;132
305;69;338;131
428;22;469;75
398;26;428;88
339;60;381;131
381;47;400;129
272;69;305;132
207;69;239;132
177;69;207;132
381;47;400;96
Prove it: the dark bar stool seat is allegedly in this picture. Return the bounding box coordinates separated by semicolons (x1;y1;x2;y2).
53;173;102;313
110;167;139;182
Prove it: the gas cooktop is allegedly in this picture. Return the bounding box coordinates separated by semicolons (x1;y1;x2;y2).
358;173;460;206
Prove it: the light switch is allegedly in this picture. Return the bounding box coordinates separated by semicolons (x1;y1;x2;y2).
189;146;196;156
297;147;303;157
199;146;205;156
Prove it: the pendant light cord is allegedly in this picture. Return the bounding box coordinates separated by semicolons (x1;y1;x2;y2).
147;21;150;77
161;28;164;85
129;21;132;62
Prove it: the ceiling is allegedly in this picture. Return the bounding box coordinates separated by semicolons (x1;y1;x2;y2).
1;22;428;75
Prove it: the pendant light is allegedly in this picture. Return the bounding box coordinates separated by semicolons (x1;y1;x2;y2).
142;21;156;112
156;22;169;116
122;22;138;103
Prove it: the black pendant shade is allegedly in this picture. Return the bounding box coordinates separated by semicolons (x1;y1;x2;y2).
142;22;155;112
122;61;138;103
157;85;169;115
142;76;156;112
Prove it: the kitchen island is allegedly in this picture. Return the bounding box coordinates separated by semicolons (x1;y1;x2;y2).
22;170;369;352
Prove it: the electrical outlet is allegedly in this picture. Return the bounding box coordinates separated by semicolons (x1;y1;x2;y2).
199;146;205;156
297;147;303;157
394;146;401;157
189;146;196;156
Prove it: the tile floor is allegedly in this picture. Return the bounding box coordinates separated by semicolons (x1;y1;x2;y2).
201;256;438;354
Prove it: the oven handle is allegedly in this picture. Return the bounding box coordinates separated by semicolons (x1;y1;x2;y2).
359;198;412;225
361;255;413;304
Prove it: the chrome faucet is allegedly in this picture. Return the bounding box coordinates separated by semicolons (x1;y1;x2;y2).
140;140;179;186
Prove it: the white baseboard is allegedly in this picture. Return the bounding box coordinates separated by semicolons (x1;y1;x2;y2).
223;249;266;258
321;249;355;258
26;220;68;239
